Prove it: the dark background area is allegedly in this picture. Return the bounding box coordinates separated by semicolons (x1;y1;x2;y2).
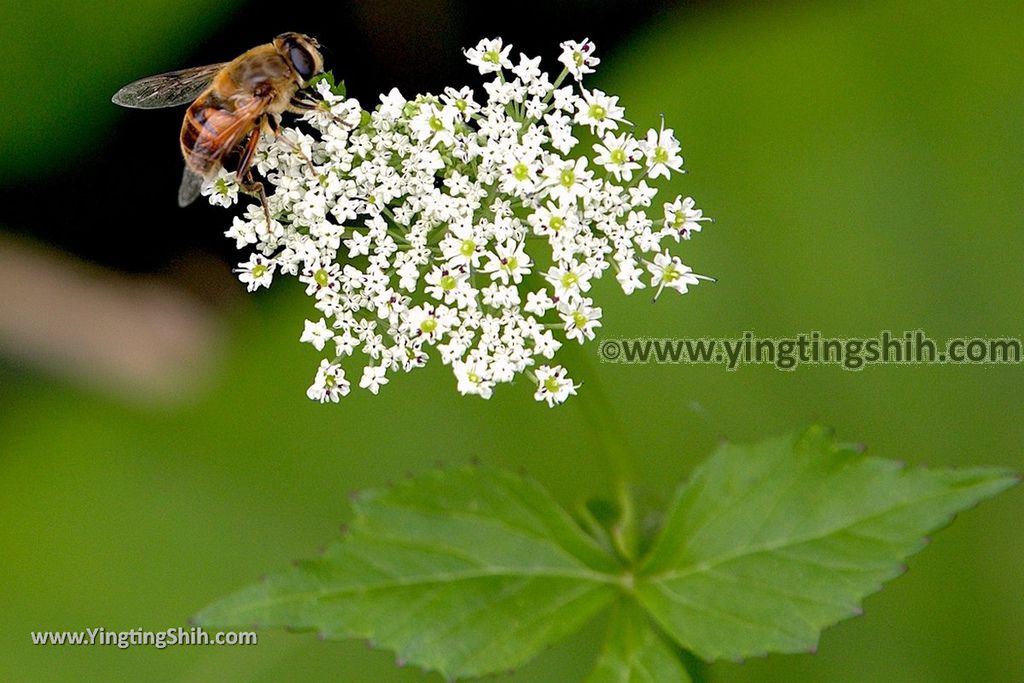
1;0;683;274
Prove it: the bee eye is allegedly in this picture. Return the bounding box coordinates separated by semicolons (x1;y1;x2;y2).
289;46;316;80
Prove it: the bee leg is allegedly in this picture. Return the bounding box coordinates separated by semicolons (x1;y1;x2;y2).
235;127;272;228
286;95;318;114
263;114;281;136
277;133;318;179
290;144;317;178
289;95;355;130
240;176;272;230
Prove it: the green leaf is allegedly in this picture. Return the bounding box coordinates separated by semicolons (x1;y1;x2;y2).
308;70;346;97
196;428;1017;680
195;466;624;680
586;602;692;683
635;425;1019;661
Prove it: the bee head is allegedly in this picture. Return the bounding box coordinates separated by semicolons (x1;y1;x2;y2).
274;32;324;82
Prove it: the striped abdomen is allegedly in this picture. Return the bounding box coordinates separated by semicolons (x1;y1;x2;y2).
180;93;259;177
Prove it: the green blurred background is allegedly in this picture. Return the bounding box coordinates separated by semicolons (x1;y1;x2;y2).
0;0;1020;681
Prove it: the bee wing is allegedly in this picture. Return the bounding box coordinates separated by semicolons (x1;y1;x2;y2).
112;63;228;109
178;166;205;207
179;96;274;207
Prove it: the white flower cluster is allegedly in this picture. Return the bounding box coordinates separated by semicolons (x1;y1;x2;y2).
213;38;712;406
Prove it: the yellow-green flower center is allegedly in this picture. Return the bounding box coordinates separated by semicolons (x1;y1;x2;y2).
560;272;579;288
251;264;269;278
314;268;330;287
440;274;457;291
588;104;606;120
559;169;575;188
610;148;626;164
460;239;476;257
420;318;438;333
549;216;565;231
512;162;530;181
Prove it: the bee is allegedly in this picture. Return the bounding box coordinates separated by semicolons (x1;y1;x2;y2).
112;32;324;216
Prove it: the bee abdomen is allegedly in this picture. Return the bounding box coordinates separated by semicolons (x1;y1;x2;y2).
180;99;238;176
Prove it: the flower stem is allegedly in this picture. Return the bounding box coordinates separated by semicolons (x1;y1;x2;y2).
562;342;638;561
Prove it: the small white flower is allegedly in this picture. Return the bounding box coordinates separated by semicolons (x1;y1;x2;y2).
454;358;494;399
424;266;469;305
560;298;603;343
546;262;592;298
525;289;555;316
543;157;592;206
528;202;576;237
558;38;599;80
234;254;275;292
344;229;371;257
551;86;578;113
482;241;532;285
499;152;541;196
615;257;647;295
300;318;334;351
629;180;658;208
544;111;579;154
642;121;684;179
440;221;484;269
464;38;513;74
532;329;561;358
533;365;579;406
308;80;362;128
511;53;543;83
575;89;625;135
592;132;641;182
646;251;713;298
481;283;520;309
663;196;711;240
225;216;257;249
300;263;341;296
442;86;480;117
203;168;239;208
306;359;350;403
359;364;389;394
409;102;458;147
405;304;452;343
377;87;406;119
334;328;358;356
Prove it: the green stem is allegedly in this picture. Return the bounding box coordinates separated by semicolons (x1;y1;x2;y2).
518;67;570;137
574;360;632;483
562;341;638;561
